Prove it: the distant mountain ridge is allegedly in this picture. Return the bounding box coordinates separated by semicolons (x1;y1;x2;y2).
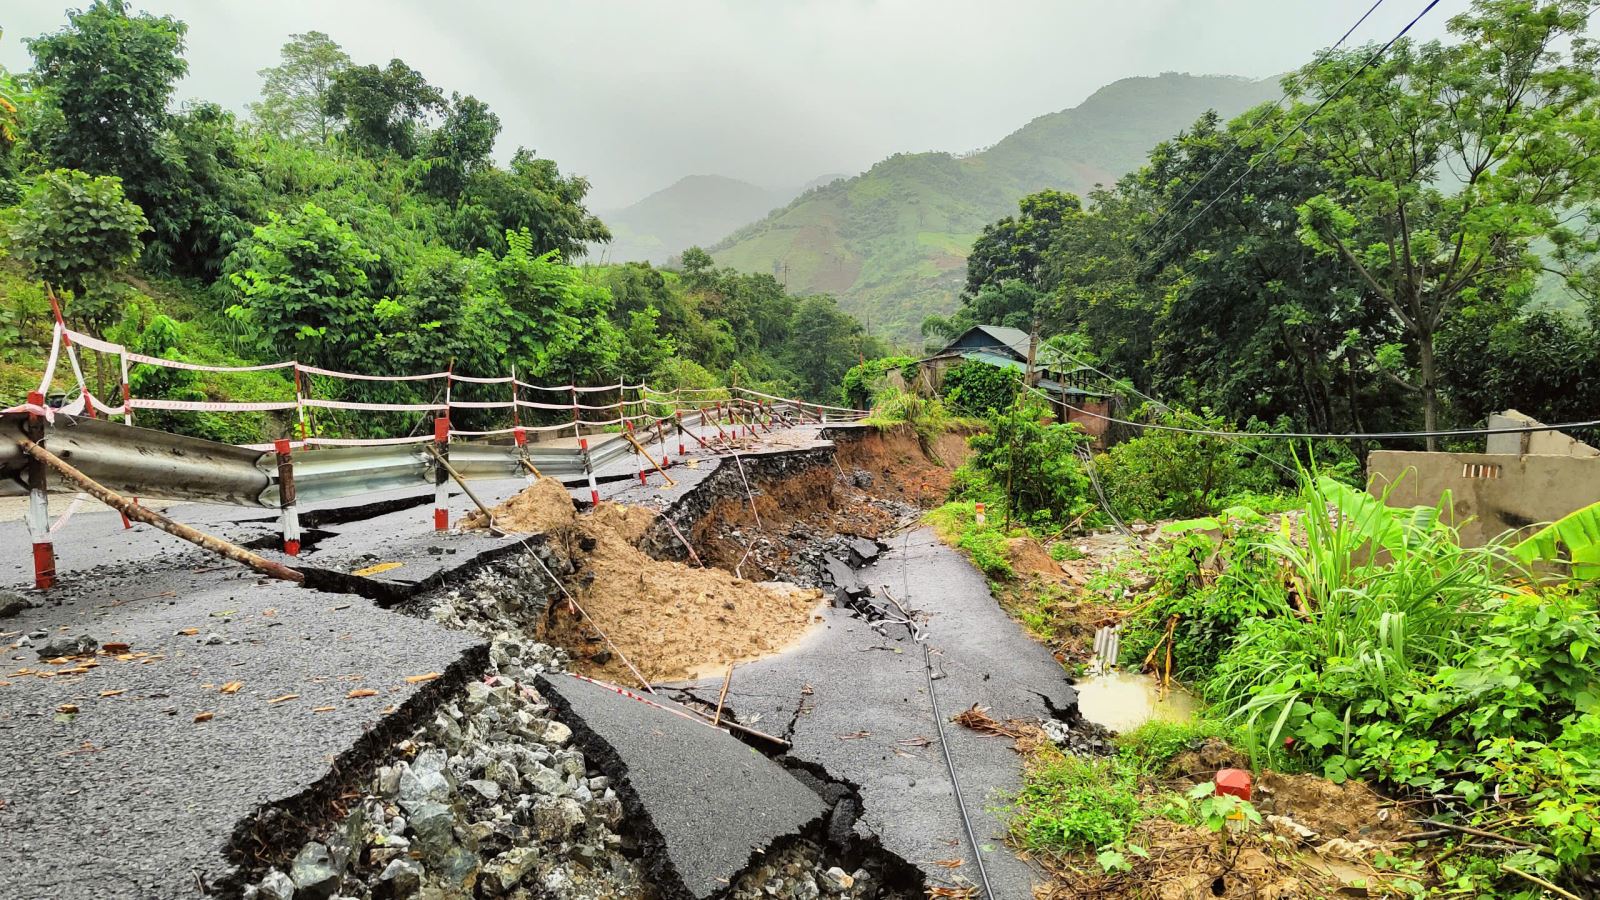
596;172;849;265
709;73;1281;343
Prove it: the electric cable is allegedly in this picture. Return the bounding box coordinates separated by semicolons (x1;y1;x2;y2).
1144;0;1443;264
1133;0;1388;245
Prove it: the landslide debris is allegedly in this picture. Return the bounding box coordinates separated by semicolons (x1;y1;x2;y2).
248;636;645;900
461;477;826;684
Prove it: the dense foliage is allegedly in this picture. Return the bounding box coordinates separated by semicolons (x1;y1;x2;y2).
939;0;1600;446
0;4;880;439
1107;477;1600;888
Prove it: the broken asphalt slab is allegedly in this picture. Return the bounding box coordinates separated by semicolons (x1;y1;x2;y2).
684;528;1078;898
0;561;483;899
538;672;828;900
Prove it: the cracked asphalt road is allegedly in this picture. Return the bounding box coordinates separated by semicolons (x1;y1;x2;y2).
682;527;1078;899
0;559;481;899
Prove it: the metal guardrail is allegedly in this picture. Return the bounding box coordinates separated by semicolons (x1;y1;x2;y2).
0;405;760;509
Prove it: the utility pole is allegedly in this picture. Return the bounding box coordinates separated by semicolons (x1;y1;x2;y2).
1025;319;1039;388
1005;320;1039;533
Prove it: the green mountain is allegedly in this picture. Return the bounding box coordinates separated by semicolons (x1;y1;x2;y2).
597;173;847;265
709;73;1281;343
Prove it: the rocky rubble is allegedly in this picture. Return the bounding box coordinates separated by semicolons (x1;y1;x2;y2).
247;636;646;900
726;839;918;900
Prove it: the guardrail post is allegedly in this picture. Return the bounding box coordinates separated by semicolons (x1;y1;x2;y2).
625;420;647;485
274;438;301;555
579;436;600;506
24;391;56;590
676;410;686;458
433;415;450;531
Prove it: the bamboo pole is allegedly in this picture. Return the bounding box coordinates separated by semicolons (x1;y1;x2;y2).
425;445;504;536
713;662;735;726
622;431;676;487
13;434;306;584
517;456;544;480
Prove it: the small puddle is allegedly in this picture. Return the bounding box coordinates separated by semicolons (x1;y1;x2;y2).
1076;625;1200;732
1075;670;1201;732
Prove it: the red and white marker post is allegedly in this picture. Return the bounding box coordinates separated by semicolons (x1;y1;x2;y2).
24;391;56;590
274;438;301;555
433;415;450;531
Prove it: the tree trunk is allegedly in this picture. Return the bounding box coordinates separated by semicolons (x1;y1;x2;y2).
1418;330;1439;451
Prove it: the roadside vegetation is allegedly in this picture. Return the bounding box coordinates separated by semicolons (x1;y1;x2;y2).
0;7;884;443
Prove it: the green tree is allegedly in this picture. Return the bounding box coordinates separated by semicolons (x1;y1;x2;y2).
450;149;610;258
478;229;619;381
324;59;444;157
419;92;500;200
786;294;869;399
251;31;350;142
1;168;148;336
965;189;1082;296
225;202;379;368
1291;0;1600;446
941;359;1021;416
25;0;187;210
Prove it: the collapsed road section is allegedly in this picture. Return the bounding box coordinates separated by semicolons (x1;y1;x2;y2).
2;418;1084;899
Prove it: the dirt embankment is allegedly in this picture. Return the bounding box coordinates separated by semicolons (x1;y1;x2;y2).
831;425;971;508
462;478;825;684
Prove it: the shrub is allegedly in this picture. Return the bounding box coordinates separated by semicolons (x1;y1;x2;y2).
1011;749;1144;854
1093;407;1284;520
941;358;1020;416
962;399;1092;528
840;355;915;409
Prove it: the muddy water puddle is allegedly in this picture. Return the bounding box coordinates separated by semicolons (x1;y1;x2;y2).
1075;670;1201;732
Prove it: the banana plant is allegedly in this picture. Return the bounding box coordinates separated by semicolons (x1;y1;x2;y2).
1512;500;1600;580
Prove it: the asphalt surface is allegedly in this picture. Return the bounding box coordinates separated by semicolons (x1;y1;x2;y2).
539;672;828;900
0;558;482;899
682;528;1079;899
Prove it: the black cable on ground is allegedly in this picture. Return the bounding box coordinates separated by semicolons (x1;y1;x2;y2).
881;557;995;899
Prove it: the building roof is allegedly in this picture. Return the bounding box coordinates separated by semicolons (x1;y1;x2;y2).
942;325;1032;360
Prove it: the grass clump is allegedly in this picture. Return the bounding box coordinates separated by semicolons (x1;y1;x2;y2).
1010;747;1144;854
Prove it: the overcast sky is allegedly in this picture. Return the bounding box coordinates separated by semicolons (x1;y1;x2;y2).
2;1;1457;208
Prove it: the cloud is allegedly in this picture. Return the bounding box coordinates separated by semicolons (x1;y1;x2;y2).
1;0;1455;207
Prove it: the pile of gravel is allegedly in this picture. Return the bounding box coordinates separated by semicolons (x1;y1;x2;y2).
726;839;919;900
245;636;644;900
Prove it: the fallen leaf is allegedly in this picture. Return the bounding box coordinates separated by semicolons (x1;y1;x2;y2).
261;608;277;617
209;610;236;618
312;706;335;713
98;689;125;698
220;681;243;694
267;694;299;705
933;858;965;869
56;703;79;714
347;688;379;699
178;628;198;636
46;657;70;665
0;681;10;687
10;669;34;676
193;711;214;722
352;561;403;577
837;730;872;741
100;642;130;654
403;672;441;684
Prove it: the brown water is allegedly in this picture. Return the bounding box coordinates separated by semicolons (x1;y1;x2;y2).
1075;671;1201;732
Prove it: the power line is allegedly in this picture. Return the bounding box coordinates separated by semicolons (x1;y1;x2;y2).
1133;0;1387;246
1025;383;1600;442
1143;0;1443;266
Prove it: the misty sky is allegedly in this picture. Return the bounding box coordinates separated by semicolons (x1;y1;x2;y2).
2;1;1455;208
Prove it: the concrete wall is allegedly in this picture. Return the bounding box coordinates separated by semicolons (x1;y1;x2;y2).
1368;449;1600;546
1485;410;1599;458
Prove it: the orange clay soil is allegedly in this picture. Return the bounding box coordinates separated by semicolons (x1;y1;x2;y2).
462;477;824;684
833;424;971;508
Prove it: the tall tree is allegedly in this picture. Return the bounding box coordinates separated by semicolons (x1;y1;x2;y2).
25;0;187;209
964;189;1082;296
419;92;500;200
251;31;350;142
323;59;443;157
1292;0;1600;446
